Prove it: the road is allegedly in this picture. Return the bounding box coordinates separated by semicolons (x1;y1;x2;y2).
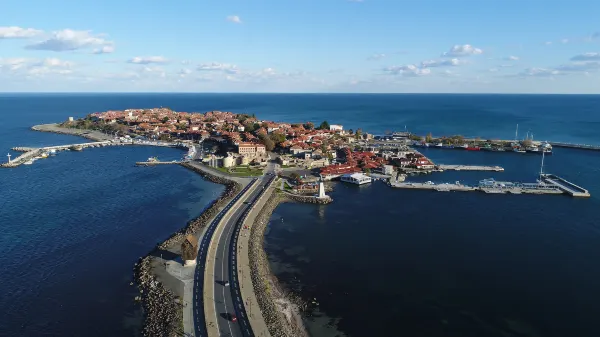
212;174;274;337
193;179;258;337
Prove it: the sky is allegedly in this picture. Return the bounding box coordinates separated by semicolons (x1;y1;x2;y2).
1;0;600;93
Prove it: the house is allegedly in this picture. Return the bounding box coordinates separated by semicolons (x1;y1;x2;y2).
181;235;198;265
329;124;343;131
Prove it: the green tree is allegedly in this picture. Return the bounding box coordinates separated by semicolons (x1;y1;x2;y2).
318;121;330;130
270;133;286;145
303;122;314;130
259;134;275;151
161;116;170;123
425;132;433;143
289;172;301;183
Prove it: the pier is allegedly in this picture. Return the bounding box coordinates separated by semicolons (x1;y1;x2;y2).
548;142;600;151
135;161;185;166
390;181;476;192
540;174;591;197
438;164;504;172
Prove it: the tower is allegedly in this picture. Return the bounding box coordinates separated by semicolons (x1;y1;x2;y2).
318;181;326;199
7;153;11;163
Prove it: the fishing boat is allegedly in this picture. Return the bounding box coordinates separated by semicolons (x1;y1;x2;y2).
459;144;469;149
48;149;57;155
434;143;443;147
480;144;493;151
40;152;49;158
148;156;159;162
442;144;455;149
466;146;480;151
513;147;526;153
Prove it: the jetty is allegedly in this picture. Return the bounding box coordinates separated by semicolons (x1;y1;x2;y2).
438;164;504;172
390;181;476;192
540;174;591;197
135;160;185;166
548;142;600;151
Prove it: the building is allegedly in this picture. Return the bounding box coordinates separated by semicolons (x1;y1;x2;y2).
181;235;198;266
383;164;394;175
238;142;267;156
330;124;343;131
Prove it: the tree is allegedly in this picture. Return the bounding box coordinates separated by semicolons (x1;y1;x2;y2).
425;132;433;143
161;116;170;123
259;134;275;151
318;121;330;130
303;122;314;130
348;129;354;135
269;133;286;145
289;172;301;183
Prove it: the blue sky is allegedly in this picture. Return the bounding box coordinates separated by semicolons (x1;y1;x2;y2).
1;0;599;93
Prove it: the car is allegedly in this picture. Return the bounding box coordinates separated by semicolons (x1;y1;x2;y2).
224;281;230;287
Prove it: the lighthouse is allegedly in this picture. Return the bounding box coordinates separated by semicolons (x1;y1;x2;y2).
7;153;11;164
317;180;327;199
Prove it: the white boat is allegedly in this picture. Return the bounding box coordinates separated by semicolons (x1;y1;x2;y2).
434;143;443;147
49;149;57;155
340;173;372;185
23;159;34;165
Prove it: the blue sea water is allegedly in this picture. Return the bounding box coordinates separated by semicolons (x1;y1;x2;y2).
0;93;599;337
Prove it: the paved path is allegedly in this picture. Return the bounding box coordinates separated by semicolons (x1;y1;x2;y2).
236;180;276;337
205;177;272;337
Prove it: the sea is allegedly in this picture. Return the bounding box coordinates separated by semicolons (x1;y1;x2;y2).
0;93;599;337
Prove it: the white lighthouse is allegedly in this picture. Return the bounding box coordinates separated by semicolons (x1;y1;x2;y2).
317;181;327;199
7;153;11;164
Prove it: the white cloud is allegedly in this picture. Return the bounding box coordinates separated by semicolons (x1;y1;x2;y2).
518;68;560;77
367;53;386;61
227;15;242;24
383;64;431;77
571;52;600;61
178;68;192;78
0;26;42;39
93;45;115;54
505;55;519;61
0;57;75;77
197;62;239;73
420;58;463;68
560;38;569;44
441;44;483;57
26;29;113;52
128;56;168;64
0;58;31;71
545;41;553;46
555;61;600;72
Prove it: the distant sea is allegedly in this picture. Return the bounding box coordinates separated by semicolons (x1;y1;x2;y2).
1;93;599;337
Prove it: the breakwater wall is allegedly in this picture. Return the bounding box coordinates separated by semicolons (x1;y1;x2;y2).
31;124;110;142
249;192;310;337
134;257;182;337
133;162;241;337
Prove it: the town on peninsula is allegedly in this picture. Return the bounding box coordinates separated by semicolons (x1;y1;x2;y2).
2;106;593;337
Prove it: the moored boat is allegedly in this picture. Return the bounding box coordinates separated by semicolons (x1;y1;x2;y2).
466;146;480;151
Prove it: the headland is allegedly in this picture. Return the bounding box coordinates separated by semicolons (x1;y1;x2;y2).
4;106;594;337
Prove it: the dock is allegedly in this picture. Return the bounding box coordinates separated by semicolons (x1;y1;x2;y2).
540;174;591;197
135;161;185;166
548;142;600;151
390;181;476;192
438;164;504;172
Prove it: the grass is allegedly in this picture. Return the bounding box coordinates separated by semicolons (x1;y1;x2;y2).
216;166;264;177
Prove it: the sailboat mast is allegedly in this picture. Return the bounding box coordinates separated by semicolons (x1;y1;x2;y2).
515;124;519;141
540;150;545;178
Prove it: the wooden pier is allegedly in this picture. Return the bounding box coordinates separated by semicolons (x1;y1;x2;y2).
438;164;504;172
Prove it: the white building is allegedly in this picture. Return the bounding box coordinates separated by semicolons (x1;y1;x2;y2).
330;124;343;131
340;173;372;185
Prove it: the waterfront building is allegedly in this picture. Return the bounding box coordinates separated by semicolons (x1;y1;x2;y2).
341;173;372;185
181;235;198;266
329;124;343;131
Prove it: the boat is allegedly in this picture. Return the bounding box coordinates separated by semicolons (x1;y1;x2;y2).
492;147;506;152
148;157;159;162
49;149;57;155
513;147;526;153
459;144;469;149
466;146;480;151
23;159;34;165
526;146;540;153
442;145;455;149
480;144;493;151
340;173;372;185
434;143;443;147
40;152;49;158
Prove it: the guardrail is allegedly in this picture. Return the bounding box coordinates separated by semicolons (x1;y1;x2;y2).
193;179;258;337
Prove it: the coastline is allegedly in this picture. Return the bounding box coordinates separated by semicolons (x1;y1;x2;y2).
29;123;321;336
249;191;310;337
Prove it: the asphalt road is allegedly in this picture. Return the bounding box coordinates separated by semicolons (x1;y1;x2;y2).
193;179;258;337
213;175;274;337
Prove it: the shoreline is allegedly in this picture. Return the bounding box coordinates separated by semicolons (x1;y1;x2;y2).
249;191;311;337
29;122;322;336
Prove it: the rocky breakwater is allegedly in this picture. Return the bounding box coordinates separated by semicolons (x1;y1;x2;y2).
249;192;310;337
133;162;241;337
31;124;110;142
134;256;182;337
285;193;333;205
157;163;242;250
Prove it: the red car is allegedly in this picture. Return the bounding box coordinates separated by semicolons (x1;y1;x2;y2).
231;315;237;322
